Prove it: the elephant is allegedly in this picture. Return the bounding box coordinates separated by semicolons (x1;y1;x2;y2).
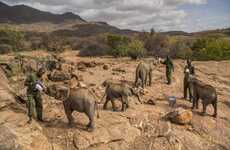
101;80;142;111
188;75;217;117
47;86;99;131
135;62;153;88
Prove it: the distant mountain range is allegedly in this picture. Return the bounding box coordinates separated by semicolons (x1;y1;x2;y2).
0;1;85;24
0;1;229;37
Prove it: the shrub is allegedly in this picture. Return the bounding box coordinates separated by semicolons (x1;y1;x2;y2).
107;34;129;49
0;28;25;52
110;44;129;57
79;43;110;56
0;44;13;54
170;40;193;59
127;39;146;59
192;37;230;60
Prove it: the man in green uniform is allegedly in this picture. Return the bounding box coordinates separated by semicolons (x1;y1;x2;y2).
25;68;46;123
183;59;195;101
162;56;174;85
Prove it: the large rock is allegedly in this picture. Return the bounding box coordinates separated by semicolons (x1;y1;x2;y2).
73;122;141;150
0;125;21;150
165;108;193;125
48;70;72;82
0;67;15;109
77;61;97;71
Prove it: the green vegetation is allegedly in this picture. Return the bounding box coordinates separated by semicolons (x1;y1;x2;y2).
0;27;25;53
127;39;146;59
192;37;230;60
107;34;146;59
0;25;230;61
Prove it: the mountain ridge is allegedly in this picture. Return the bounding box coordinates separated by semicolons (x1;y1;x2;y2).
0;1;85;24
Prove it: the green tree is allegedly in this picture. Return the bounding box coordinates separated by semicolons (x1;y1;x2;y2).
127;39;146;59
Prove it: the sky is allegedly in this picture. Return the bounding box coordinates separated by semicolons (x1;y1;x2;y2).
2;0;230;32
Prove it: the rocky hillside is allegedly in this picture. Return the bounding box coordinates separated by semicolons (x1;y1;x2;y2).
0;51;229;150
0;1;85;24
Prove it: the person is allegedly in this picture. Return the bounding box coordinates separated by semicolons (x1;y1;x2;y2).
183;58;195;101
162;56;174;85
25;67;46;123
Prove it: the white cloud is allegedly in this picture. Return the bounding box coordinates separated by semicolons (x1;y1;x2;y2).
2;0;210;32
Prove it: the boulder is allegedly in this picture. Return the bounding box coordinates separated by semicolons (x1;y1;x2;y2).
48;70;72;82
165;108;193;125
77;61;97;69
0;125;21;150
112;68;126;73
73;122;140;150
103;64;109;70
78;82;87;88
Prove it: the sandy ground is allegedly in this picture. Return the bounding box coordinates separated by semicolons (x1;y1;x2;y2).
1;50;230;150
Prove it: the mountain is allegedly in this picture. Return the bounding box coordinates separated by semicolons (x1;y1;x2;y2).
161;31;192;36
0;1;85;23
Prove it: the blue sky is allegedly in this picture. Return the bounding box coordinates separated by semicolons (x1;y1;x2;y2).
179;0;230;32
2;0;230;32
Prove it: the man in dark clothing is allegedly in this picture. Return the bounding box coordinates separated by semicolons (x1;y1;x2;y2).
183;59;195;101
25;68;46;123
162;56;174;85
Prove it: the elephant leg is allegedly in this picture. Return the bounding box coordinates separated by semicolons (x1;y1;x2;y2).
63;101;74;126
103;96;110;110
141;78;145;88
202;102;207;116
196;97;199;109
192;95;198;110
126;97;129;108
212;102;217;117
144;74;148;86
121;96;127;112
86;106;95;131
149;71;152;86
111;100;118;111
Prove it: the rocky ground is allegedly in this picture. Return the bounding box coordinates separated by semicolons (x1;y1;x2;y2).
0;50;230;150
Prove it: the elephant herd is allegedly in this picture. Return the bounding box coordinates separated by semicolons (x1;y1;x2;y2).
48;59;218;132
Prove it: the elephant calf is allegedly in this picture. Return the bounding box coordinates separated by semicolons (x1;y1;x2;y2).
102;80;142;111
135;62;153;88
47;86;99;131
189;76;217;117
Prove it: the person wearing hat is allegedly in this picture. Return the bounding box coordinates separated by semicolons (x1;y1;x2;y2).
162;56;174;85
25;67;46;123
183;58;195;101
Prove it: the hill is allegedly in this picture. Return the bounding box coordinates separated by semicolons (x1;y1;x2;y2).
0;1;85;24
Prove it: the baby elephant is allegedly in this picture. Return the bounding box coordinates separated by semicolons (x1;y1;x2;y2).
188;76;217;117
135;62;153;88
102;80;142;111
47;86;99;131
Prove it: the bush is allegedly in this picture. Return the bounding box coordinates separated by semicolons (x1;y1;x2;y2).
79;43;110;56
107;34;129;49
192;37;230;60
110;44;129;57
0;44;13;54
170;40;193;59
0;28;25;52
127;39;146;59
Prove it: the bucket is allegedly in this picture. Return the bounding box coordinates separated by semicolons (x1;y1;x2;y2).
168;96;176;107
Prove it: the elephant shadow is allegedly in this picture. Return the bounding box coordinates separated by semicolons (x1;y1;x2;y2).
42;118;89;131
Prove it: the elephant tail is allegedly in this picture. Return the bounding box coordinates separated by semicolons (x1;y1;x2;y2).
95;101;100;118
